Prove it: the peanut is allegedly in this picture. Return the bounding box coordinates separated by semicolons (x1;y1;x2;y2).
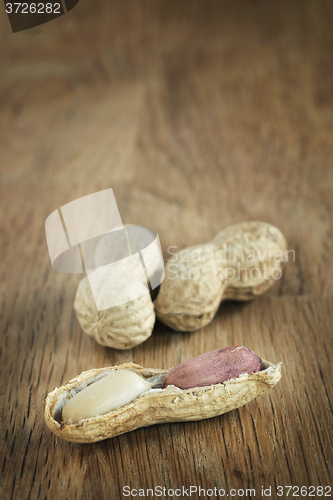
74;274;155;350
74;224;162;349
62;370;154;424
163;346;261;390
154;221;287;331
45;348;282;443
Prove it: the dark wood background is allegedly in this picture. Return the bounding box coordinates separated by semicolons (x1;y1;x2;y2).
0;1;332;499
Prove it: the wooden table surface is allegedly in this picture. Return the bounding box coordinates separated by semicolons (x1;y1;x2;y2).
1;1;332;499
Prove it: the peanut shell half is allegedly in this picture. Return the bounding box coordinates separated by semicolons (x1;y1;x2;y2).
45;359;282;443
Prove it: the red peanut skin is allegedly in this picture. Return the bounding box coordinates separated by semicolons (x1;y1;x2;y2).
163;347;261;390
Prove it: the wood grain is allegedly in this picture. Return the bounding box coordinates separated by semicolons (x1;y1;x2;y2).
0;0;332;498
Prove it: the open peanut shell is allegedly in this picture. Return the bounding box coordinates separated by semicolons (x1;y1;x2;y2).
45;359;282;443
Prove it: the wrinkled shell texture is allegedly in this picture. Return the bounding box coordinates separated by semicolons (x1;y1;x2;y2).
154;221;287;331
45;360;282;443
74;276;155;350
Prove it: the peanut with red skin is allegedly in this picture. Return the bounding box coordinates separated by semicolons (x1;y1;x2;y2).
163;346;261;390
